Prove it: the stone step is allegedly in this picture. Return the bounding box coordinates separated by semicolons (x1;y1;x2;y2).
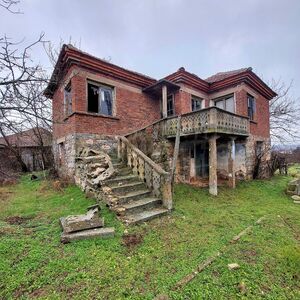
123;208;169;225
117;189;152;205
112;162;124;168
61;227;115;243
122;197;162;214
105;174;139;186
115;167;133;176
110;181;146;194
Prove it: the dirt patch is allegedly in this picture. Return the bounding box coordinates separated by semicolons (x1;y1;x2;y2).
52;179;70;192
0;226;17;236
0;190;13;202
28;287;49;298
240;249;258;264
4;215;33;225
122;233;144;250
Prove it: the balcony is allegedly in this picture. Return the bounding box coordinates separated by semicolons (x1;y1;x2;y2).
164;107;249;138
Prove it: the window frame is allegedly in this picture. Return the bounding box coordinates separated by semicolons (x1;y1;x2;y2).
213;94;235;113
247;94;256;121
167;94;175;117
87;80;115;116
191;95;203;112
64;82;72;117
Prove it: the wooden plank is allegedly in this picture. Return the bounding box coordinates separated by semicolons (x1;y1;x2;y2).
170;116;181;185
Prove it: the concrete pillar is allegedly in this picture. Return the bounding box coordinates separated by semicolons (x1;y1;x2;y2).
209;135;218;196
228;138;236;188
162;85;168;118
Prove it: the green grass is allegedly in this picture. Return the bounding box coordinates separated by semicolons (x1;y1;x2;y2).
0;168;300;300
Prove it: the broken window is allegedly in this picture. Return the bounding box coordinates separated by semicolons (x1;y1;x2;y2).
247;94;256;120
191;96;203;111
64;83;72;116
167;94;174;116
87;82;114;116
214;94;234;113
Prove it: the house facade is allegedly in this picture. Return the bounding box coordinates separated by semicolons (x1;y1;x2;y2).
45;44;276;195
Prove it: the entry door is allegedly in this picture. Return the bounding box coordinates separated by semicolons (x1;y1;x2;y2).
195;142;209;177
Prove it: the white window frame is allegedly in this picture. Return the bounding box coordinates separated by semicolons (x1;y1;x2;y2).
214;94;235;113
191;95;203;111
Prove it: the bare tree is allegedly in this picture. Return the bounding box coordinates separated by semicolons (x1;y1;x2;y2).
269;79;300;144
0;0;21;13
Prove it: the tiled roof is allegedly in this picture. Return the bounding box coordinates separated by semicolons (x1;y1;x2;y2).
0;128;52;148
205;67;252;83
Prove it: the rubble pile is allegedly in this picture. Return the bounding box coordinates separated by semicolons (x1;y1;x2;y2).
60;204;115;243
74;147;115;199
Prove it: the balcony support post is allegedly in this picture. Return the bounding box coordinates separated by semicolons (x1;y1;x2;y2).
162;85;168;118
209;134;218;196
228;137;236;188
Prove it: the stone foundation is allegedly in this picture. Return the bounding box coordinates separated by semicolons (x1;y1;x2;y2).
53;133;117;180
245;135;271;179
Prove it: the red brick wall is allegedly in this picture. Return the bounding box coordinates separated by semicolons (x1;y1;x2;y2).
52;66;161;139
173;87;209;116
52;67;270;140
235;87;270;138
52;67;76;139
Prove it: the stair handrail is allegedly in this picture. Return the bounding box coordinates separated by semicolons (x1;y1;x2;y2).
117;136;172;210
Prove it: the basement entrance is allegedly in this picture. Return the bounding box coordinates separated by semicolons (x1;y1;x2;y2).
195;142;209;178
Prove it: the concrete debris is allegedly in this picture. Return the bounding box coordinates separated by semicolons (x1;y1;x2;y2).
61;227;115;243
60;205;114;243
228;263;240;270
287;179;300;196
291;195;300;201
59;207;104;234
74;147;115;199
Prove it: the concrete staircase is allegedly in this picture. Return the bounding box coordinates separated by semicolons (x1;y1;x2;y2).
103;158;169;225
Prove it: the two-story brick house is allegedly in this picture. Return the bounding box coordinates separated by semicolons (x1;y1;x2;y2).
45;44;276;199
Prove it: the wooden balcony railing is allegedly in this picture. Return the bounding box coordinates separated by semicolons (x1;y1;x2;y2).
164;107;250;137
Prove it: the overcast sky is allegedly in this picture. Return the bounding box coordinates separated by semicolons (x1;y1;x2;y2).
1;0;300;140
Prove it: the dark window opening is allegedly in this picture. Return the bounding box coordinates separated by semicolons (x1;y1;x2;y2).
190;144;195;159
64;83;72;116
167;94;174;116
247;94;256;120
191;96;203;111
87;82;113;116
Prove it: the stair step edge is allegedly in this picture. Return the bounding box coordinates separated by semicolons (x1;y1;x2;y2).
124;208;169;224
122;198;161;209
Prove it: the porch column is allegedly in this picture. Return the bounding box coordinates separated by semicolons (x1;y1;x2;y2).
228;137;236;188
209;135;218;196
162;85;168;118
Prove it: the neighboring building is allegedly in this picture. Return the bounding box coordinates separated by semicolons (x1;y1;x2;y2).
45;44;276;195
0;127;52;172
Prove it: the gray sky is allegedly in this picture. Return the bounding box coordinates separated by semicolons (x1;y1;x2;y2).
2;0;300;141
2;0;299;84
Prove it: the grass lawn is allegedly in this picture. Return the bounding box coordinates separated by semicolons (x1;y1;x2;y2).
0;169;300;299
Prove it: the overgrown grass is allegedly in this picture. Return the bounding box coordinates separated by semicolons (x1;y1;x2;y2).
0;169;299;299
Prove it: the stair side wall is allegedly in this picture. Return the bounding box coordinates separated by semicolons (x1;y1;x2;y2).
53;133;117;181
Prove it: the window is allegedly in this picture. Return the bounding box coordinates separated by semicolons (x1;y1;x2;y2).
167;94;174;116
256;141;263;158
191;96;203;111
64;83;72;116
214;94;234;113
247;94;256;120
87;82;114;116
